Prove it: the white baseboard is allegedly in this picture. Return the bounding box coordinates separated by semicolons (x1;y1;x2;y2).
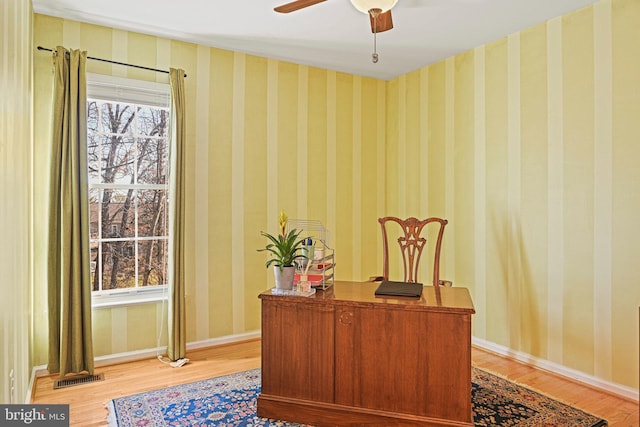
27;330;262;402
26;366;45;404
472;337;639;402
186;330;261;351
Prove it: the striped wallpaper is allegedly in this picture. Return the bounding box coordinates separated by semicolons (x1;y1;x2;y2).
386;0;639;390
1;0;32;403
31;0;638;393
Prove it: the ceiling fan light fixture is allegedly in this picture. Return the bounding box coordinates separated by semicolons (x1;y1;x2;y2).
350;0;398;14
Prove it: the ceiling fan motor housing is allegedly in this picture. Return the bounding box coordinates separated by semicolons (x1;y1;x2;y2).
350;0;398;14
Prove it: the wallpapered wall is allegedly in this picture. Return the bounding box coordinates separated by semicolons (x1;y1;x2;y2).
385;0;639;389
32;15;385;364
1;0;32;404
32;0;638;392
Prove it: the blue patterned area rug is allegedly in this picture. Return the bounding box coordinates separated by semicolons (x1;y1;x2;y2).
106;368;607;427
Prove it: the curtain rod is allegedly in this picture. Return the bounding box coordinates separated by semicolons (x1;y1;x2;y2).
37;46;187;78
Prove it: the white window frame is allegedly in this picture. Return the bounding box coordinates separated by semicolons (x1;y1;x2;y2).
87;73;171;309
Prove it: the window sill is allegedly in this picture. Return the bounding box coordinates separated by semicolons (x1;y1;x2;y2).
92;286;168;309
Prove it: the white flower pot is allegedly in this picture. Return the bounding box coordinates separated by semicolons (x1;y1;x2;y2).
274;265;295;290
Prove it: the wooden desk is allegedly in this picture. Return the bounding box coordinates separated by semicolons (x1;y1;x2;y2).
258;281;475;426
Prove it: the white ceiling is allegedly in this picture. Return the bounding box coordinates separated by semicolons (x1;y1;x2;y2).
32;0;598;80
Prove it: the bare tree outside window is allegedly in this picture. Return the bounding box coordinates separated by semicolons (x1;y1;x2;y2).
88;97;169;293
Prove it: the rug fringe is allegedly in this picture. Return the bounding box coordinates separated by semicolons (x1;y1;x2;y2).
105;400;118;427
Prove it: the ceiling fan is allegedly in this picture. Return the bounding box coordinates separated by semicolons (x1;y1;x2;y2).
273;0;399;63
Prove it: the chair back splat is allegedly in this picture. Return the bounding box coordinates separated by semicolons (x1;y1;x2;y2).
378;216;448;286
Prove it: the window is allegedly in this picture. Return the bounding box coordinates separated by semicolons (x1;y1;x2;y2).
87;74;171;306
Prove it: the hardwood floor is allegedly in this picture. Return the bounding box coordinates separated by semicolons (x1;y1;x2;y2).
31;339;639;426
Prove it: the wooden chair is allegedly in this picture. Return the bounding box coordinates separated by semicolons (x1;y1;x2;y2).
378;216;448;286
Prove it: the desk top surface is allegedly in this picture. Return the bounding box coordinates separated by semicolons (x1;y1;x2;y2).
260;281;475;314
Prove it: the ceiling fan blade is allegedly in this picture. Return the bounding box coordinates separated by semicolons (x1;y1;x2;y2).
274;0;327;13
369;10;394;33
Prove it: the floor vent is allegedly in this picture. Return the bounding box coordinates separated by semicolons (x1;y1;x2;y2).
53;373;104;390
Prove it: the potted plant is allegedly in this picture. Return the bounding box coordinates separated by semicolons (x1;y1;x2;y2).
258;210;307;290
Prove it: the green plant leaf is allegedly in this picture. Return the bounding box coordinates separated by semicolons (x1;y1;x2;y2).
257;228;308;268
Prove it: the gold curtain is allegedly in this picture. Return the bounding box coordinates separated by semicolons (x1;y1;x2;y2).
167;68;187;361
47;46;94;376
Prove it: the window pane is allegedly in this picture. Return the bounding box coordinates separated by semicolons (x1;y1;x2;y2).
102;188;135;238
136;106;168;137
138;239;167;287
90;242;99;291
100;102;135;135
101;241;136;290
87;130;101;183
138;137;168;185
87;100;99;131
88;101;101;182
137;189;168;237
89;188;100;240
101;135;135;184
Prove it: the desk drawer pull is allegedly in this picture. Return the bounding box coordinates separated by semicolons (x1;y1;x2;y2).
339;310;353;325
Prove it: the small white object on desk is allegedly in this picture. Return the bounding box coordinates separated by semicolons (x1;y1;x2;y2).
298;274;312;293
